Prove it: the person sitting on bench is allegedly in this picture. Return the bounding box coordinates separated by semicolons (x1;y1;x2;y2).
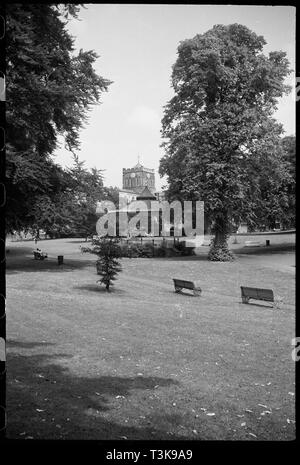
33;248;48;260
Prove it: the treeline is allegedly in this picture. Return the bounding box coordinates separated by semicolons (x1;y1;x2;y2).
6;4;114;238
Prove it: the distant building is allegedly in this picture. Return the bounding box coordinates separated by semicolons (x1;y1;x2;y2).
119;158;165;205
122;160;155;193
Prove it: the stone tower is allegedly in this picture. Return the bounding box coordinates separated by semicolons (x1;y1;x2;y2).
122;159;156;194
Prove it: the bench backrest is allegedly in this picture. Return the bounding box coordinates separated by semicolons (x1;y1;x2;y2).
241;286;274;301
173;279;195;289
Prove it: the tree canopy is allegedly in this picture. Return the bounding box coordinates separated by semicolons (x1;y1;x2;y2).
29;155;107;240
159;24;292;260
6;4;112;232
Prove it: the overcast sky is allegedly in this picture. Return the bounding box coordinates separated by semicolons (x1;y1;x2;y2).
54;4;295;191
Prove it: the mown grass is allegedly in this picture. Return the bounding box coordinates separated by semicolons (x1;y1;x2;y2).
6;238;295;440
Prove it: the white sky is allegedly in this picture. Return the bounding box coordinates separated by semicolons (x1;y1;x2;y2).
54;4;296;191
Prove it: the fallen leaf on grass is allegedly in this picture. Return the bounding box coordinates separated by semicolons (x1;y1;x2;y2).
116;395;125;399
241;422;246;427
288;392;294;396
245;409;253;413
206;413;215;416
258;404;268;408
192;430;197;434
287;419;295;424
248;433;257;438
120;436;127;439
36;409;45;412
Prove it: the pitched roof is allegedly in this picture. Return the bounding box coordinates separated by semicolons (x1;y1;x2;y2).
136;186;156;199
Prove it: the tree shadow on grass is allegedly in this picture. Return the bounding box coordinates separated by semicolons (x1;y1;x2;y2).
6;340;186;440
73;284;127;295
234;244;295;255
66;239;92;244
152;254;209;262
7;339;56;350
5;246;36;257
6;257;94;275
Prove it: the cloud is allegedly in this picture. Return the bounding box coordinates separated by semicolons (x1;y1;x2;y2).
127;105;161;129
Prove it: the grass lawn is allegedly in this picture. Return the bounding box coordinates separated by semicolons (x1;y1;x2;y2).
6;238;295;440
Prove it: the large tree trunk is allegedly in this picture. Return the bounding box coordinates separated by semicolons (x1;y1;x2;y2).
208;213;234;261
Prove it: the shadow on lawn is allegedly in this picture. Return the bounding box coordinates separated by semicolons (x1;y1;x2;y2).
234;243;295;255
6;256;94;275
73;284;127;295
7;339;56;350
6;341;184;440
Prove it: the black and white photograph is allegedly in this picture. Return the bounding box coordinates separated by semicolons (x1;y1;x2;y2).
0;2;296;448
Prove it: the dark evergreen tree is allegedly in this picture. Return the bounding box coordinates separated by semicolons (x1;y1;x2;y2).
82;238;122;291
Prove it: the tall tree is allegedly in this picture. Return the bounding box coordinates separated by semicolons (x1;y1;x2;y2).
6;4;112;232
159;24;291;260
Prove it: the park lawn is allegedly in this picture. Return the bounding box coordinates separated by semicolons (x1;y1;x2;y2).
6;239;295;440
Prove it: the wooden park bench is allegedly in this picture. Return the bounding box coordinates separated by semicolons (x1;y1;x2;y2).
240;286;281;307
173;278;202;296
244;240;262;247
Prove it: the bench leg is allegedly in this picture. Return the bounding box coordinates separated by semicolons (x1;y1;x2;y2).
242;296;250;304
175;287;183;293
193;288;202;296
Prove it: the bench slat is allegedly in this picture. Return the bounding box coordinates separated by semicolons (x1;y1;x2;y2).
173;279;201;296
241;286;274;302
173;279;195;289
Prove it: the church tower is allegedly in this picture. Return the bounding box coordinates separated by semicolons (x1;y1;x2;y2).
122;158;156;194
